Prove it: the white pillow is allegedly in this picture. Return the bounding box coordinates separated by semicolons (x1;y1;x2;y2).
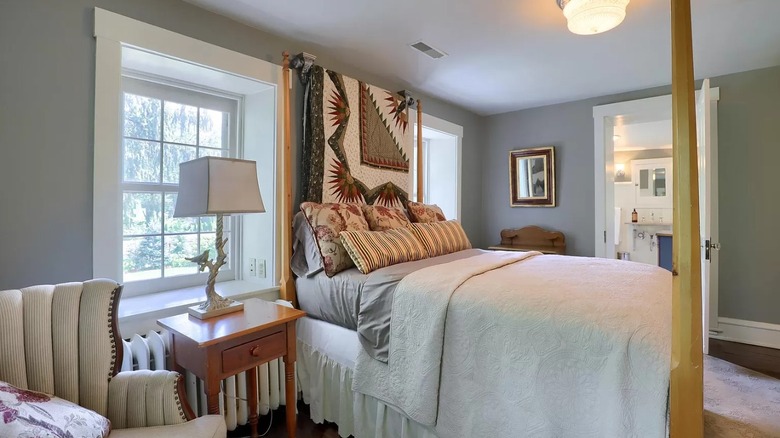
0;380;110;438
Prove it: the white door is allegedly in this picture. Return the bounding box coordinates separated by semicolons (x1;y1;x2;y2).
696;79;714;354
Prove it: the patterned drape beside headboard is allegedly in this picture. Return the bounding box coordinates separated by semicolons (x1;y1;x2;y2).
301;66;412;207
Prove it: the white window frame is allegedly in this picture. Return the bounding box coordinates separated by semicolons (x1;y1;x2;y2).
410;110;464;220
93;8;285;298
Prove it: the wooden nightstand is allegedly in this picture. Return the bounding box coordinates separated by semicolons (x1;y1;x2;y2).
158;298;306;438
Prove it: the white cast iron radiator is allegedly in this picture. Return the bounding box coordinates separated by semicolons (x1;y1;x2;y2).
120;330;292;431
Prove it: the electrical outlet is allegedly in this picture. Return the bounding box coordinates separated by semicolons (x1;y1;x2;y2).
257;259;266;278
249;258;257;276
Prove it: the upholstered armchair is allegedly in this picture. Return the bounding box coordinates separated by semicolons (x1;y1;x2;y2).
0;279;226;437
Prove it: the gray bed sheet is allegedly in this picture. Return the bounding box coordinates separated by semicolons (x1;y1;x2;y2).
296;248;485;363
296;267;366;330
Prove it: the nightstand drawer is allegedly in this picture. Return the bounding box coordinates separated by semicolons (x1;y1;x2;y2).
222;330;286;375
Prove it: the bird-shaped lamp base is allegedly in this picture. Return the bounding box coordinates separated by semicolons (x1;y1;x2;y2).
185;214;244;320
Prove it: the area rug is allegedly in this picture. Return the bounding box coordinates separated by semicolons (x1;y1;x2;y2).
705;355;780;437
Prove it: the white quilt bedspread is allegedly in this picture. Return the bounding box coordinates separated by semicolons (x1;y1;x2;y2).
353;252;672;438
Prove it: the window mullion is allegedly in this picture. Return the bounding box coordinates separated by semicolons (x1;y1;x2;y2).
158;101;166;280
161;185;166;279
196;107;201;156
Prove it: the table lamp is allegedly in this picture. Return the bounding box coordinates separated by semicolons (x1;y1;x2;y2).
174;157;265;319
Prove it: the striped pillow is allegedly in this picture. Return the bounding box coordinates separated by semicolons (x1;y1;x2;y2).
340;227;428;274
411;220;472;257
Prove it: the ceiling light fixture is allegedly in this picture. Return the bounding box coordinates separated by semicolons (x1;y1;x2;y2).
557;0;630;35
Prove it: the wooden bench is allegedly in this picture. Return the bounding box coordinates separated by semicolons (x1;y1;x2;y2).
488;226;566;255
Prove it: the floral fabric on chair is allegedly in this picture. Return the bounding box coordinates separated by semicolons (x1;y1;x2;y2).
300;202;370;277
0;380;111;438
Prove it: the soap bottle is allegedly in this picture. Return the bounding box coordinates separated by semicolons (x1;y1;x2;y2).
631;209;638;223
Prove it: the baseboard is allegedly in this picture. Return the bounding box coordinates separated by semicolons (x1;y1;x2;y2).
711;317;780;350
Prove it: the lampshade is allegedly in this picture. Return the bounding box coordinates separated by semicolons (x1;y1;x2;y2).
174;157;265;217
557;0;630;35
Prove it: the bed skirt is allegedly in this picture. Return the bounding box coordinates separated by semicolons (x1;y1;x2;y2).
297;339;437;438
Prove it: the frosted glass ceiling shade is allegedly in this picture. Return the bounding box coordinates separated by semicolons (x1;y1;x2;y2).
174;157;265;217
558;0;630;35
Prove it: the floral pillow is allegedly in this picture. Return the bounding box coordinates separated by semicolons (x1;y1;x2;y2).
300;202;370;277
0;380;110;438
406;201;446;223
361;205;411;231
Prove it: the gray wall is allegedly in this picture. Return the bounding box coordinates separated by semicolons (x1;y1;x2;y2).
482;85;670;256
0;0;485;290
711;66;780;325
483;65;780;324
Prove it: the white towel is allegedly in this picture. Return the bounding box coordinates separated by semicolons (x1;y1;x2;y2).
614;207;622;244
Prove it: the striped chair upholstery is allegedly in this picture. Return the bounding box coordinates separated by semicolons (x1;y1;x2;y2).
0;279;226;437
340;227;429;274
411;220;472;257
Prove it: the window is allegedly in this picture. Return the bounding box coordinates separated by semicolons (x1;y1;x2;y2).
120;77;239;291
94;9;283;303
412;113;464;220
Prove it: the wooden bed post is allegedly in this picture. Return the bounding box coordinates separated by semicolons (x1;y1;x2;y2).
280;52;297;307
669;0;704;436
416;99;423;203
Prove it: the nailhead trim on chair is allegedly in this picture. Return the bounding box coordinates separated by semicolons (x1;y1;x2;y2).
174;374;187;421
174;372;197;421
107;285;121;382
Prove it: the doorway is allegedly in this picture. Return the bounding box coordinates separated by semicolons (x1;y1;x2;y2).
593;86;720;350
613;127;674;266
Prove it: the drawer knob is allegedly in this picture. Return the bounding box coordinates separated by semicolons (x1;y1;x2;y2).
250;346;262;357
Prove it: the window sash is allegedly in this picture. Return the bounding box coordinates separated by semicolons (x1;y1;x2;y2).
120;76;240;297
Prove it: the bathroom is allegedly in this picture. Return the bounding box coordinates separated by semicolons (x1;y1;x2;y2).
613;118;673;266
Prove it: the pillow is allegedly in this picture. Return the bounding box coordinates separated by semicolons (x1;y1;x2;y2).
406;201;446;223
300;202;370;277
411;220;472;258
0;380;110;437
340;227;428;274
291;211;324;277
361;204;411;231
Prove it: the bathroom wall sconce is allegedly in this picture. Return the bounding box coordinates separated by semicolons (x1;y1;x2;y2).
615;163;626;179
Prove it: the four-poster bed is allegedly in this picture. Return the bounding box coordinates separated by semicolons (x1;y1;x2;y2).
276;0;704;432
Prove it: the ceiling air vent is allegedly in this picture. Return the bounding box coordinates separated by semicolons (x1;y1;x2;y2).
410;41;447;59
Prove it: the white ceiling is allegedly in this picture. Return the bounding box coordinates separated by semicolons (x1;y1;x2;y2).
614;119;672;151
183;0;780;115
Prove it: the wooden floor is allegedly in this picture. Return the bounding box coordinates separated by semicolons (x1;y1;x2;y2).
709;338;780;379
228;402;342;438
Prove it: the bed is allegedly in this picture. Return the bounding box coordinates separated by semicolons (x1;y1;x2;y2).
279;9;705;431
290;210;671;437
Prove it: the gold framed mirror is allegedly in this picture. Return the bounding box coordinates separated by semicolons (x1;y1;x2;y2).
509;146;556;207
